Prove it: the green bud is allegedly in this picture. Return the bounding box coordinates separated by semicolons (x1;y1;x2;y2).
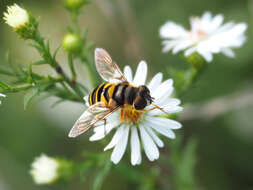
64;0;86;11
186;52;206;71
62;33;83;54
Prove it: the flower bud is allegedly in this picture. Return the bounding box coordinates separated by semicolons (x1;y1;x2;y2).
30;154;60;184
64;0;86;11
30;154;75;185
62;33;83;54
3;4;29;30
3;4;38;39
187;52;206;70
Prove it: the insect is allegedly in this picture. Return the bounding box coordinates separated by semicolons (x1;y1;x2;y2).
68;48;167;138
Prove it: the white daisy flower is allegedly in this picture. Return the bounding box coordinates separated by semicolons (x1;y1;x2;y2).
30;154;59;185
3;4;29;29
160;12;247;62
88;61;183;165
0;93;6;105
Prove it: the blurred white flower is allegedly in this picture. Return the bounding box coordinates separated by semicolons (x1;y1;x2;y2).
3;4;29;29
160;12;247;62
0;93;6;105
89;61;183;165
30;154;59;185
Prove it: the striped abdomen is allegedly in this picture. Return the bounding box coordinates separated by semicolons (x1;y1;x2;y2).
88;82;138;106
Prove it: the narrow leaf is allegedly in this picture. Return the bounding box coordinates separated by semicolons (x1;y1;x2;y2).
92;159;112;190
0;81;10;90
24;88;39;110
32;60;48;65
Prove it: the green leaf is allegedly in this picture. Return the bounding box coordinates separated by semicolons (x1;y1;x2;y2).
29;42;43;53
0;81;10;90
53;45;61;60
178;138;197;187
92;158;112;190
24;88;39;110
113;163;144;183
170;137;198;190
51;99;65;108
32;60;48;65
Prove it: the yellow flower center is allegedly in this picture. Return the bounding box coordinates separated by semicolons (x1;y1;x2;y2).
120;105;144;124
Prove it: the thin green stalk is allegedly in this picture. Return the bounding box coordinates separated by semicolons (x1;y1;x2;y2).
0;77;64;93
68;53;77;82
80;53;100;87
0;68;14;76
33;30;85;100
177;53;207;97
70;11;81;34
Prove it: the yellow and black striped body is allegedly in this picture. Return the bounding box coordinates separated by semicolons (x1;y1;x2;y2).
88;82;136;106
88;82;152;110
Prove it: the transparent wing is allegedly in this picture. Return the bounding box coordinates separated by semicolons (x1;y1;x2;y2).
68;102;119;138
95;48;127;82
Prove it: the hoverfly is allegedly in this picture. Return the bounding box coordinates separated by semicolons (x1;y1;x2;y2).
68;48;167;138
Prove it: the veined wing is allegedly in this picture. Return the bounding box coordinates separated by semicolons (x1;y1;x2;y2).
68;102;119;138
95;48;127;82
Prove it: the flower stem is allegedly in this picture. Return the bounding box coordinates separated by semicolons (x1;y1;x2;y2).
80;53;100;88
33;30;85;100
178;53;206;96
70;11;80;34
68;53;77;83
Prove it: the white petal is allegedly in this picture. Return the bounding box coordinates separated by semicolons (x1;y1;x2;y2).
111;125;129;164
152;79;173;100
83;95;89;106
133;61;147;86
172;40;193;54
160;21;188;39
104;125;124;151
130;127;142;165
149;105;183;115
162;40;181;53
148;98;183;115
89;121;119;141
144;119;176;139
148;72;163;92
0;93;6;97
162;98;181;106
221;48;235;58
201;12;212;23
210;14;224;31
146;116;182;129
144;126;164;148
197;49;213;62
124;65;133;82
185;47;197;56
139;125;159;161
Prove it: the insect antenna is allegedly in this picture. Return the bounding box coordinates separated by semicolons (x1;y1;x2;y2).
147;103;169;115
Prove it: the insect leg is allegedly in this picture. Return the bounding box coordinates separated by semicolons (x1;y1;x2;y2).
103;118;107;136
146;104;169;115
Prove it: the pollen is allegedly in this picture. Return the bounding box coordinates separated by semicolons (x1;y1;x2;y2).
120;105;144;124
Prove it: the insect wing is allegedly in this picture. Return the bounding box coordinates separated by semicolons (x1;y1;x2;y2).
69;102;113;138
95;48;127;82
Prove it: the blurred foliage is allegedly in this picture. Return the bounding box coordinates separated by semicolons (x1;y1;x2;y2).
0;0;253;190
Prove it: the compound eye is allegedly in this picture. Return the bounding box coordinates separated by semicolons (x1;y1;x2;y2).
133;96;147;110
